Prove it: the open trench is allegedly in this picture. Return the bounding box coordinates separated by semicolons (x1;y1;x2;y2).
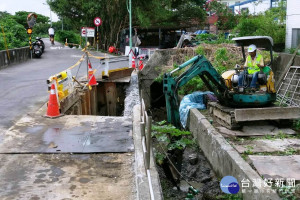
64;69;224;199
150;81;223;200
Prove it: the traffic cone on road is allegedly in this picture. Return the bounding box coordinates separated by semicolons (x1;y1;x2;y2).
138;59;144;70
46;83;60;118
132;56;136;68
88;62;98;86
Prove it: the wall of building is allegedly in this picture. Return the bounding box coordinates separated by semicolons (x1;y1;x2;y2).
220;0;240;6
233;0;271;15
285;0;300;49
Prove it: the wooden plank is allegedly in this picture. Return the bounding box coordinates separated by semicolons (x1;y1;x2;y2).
213;108;232;125
97;84;107;115
249;155;300;180
235;107;300;122
104;82;117;116
59;90;80;114
232;139;300;153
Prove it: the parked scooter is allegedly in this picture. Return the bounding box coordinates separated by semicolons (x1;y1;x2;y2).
36;37;45;52
32;41;43;58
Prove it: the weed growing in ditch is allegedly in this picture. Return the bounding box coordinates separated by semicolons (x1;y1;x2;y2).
293;119;300;131
277;185;299;200
152;120;196;164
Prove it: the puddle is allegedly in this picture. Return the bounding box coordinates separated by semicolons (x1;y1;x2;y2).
25;125;45;135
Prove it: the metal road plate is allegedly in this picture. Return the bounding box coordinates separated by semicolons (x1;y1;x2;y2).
249;155;300;180
0;154;134;200
0;115;133;153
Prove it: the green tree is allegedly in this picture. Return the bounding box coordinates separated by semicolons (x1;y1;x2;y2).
205;0;237;30
233;3;286;45
47;0;207;49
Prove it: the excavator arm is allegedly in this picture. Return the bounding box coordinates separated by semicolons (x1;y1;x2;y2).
163;55;228;128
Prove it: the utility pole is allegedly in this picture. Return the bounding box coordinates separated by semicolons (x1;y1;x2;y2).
129;0;132;50
128;0;133;68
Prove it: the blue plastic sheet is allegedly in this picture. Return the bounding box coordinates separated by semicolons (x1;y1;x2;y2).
179;91;214;128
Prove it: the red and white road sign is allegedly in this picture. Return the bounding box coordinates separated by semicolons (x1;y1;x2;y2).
94;17;102;27
81;27;95;37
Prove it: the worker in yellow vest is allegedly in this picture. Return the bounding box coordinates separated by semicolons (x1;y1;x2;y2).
238;44;264;91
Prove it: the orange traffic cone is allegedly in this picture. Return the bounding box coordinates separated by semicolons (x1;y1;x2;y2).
138;59;144;70
88;62;98;86
46;83;60;118
132;56;136;68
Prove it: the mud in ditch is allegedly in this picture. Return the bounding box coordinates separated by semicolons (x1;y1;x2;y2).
153;140;222;199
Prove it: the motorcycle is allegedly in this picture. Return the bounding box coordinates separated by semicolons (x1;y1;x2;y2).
32;41;43;58
36;37;45;52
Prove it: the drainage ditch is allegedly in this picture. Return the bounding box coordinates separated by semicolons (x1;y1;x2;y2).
149;81;225;199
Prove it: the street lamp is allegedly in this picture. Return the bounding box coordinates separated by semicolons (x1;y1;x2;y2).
127;0;133;67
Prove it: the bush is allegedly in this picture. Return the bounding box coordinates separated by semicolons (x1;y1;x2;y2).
195;33;233;44
233;4;286;45
55;30;80;45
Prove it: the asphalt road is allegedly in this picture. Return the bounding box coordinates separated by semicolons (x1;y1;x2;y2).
0;39;128;131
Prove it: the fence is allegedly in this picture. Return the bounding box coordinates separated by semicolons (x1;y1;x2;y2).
140;91;155;200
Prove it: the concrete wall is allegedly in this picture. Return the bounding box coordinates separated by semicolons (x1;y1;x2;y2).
139;48;196;110
272;53;300;82
285;0;300;48
0;46;30;69
188;109;280;200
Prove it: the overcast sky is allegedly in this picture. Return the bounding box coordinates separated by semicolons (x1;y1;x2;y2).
0;0;59;22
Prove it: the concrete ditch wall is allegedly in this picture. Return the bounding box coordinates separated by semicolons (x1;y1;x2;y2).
139;48;196;110
0;47;30;69
188;109;280;200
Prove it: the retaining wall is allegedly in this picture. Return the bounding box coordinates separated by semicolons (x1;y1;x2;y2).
188;109;280;200
0;46;30;69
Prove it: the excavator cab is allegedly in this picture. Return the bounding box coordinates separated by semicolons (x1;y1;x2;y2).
222;36;276;95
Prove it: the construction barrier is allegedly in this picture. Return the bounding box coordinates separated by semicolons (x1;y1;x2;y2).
47;69;74;101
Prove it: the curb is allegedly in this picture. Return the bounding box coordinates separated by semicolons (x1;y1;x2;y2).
188;108;281;200
132;105;163;200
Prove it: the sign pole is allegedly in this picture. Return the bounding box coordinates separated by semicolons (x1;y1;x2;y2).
85;27;88;79
93;17;102;51
29;34;32;59
97;26;99;51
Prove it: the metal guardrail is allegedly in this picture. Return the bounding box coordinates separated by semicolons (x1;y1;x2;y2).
140;91;155;200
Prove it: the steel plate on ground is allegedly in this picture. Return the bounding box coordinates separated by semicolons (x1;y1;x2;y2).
0;153;134;200
0;115;133;153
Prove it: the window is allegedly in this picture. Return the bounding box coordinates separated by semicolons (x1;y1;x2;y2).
241;7;249;13
292;29;300;48
271;0;286;8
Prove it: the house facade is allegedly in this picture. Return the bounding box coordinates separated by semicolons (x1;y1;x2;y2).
229;0;284;15
285;0;300;48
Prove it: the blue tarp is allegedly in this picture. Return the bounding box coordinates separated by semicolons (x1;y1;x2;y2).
179;91;214;128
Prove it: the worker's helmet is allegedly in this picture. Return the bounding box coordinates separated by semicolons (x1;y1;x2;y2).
248;44;257;53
